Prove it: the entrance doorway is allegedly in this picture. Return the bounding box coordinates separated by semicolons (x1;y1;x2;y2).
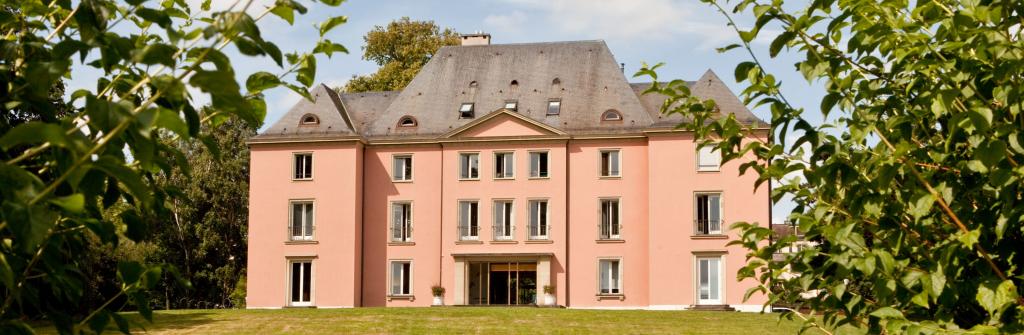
467;262;537;305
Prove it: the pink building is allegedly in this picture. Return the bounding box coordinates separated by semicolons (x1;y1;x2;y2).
246;35;769;311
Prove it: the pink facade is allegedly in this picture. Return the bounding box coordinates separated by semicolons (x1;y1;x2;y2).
246;38;770;310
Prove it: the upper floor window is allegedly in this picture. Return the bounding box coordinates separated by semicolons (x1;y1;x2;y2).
398;116;417;127
598;259;622;295
528;200;549;240
600;149;620;177
459;152;480;180
290;201;314;241
460;103;475;119
458;200;479;240
494;152;514;179
294;153;312;180
599;199;620;240
529;151;549;178
547;99;561;115
393;155;413;182
504;100;518;111
493;200;514;241
695;193;722;235
391;202;412;242
601;109;622;121
390;260;412;296
697;145;721;172
300;114;319;125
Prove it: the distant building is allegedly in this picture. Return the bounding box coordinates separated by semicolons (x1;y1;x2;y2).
246;35;769;311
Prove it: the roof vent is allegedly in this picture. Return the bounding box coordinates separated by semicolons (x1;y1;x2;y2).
460;32;491;46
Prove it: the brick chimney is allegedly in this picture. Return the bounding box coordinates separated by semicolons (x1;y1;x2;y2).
460;32;491;46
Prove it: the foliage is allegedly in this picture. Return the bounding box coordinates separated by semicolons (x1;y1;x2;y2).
637;0;1024;333
343;17;459;92
431;284;445;297
229;275;246;309
0;0;347;333
543;285;555;295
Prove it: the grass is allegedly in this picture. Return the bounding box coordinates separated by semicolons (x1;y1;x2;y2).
34;307;817;334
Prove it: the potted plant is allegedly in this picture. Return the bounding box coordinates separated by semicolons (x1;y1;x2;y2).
431;285;445;306
543;285;556;306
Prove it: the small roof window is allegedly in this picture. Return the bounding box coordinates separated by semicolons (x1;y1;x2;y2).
546;99;561;115
504;100;518;111
300;114;319;125
398;116;417;127
602;109;622;121
460;103;475;119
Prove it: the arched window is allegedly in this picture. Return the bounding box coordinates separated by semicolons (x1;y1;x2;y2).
602;110;622;121
551;78;561;86
397;116;418;127
509;80;519;93
300;114;320;125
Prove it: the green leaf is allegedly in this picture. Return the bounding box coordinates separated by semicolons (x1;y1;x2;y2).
0;122;69;150
319;0;346;6
870;307;904;319
246;71;282;93
313;39;348;57
976;280;1018;316
156;108;190;140
716;44;741;53
118;261;145;284
318;15;348;37
270;4;295;24
49;194;85;213
296;54;316;87
133;43;177;67
136;7;172;28
769;31;795;57
908;193;935;220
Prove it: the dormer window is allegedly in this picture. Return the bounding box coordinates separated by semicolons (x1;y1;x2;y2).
510;80;519;93
547;99;561;115
602;110;622;121
460;103;475;118
504;100;518;111
398;116;417;127
300;114;319;125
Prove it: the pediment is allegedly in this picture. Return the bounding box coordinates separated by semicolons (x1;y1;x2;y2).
444;109;566;138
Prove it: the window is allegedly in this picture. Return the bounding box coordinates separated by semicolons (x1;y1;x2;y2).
391;202;412;242
600;199;620;239
460;103;475;118
504;100;518;111
293;153;312;180
528;200;549;240
398;116;417;127
290;201;314;240
529;151;549;178
458;201;479;240
289;260;313;306
300;114;319;125
697;145;722;172
459;153;480;179
695;193;722;235
390;261;412;296
493;200;514;240
547;100;561;115
600;150;620;177
602;109;622;121
697;256;722;304
494;152;514;179
598;259;621;295
392;155;413;181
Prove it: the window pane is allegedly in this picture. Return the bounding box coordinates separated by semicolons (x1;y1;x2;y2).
611;260;620;293
493;201;503;236
709;258;719;300
529;201;539;236
303;155;312;178
303;203;313;238
291;262;301;301
600;152;609;176
470;203;478;235
402;263;411;294
392;204;404;240
700;260;709;299
530;153;539;177
547;101;560;115
292;204;302;237
470;154;478;178
599;261;610;293
403;158;412;180
610;151;620;176
601;201;610;238
294;155;302;179
611;201;619;236
710;195;721;233
504;202;513;235
495;154;504;177
539;153;548;176
459;202;469;237
391;262;402;294
539;202;547;235
504;153;514;177
460;154;469;178
302;262;312;301
393;157;402;180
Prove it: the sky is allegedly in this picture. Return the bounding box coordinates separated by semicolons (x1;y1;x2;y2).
69;0;826;223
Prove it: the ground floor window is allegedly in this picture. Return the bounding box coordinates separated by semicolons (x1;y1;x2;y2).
598;259;621;295
696;256;722;304
289;260;312;306
390;261;412;296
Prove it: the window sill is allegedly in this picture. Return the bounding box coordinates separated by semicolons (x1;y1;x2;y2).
596;294;625;301
388;241;416;246
458;178;480;181
696;169;721;173
525;239;553;244
386;295;415;302
291;178;314;182
528;176;550;180
493;177;515;181
596;239;625;244
598;176;622;180
691;234;728;240
456;240;483;245
490;240;518;244
285;240;318;245
392;180;414;183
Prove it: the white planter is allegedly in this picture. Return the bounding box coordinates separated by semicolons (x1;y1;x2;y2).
543;293;556;306
432;296;444;306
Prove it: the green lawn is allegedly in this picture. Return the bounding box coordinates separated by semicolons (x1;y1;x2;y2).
34;307;820;334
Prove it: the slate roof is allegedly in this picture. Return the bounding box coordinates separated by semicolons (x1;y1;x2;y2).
254;40;764;142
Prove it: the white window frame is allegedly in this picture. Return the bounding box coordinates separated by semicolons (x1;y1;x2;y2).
288;200;315;241
390;201;413;242
528;199;550;240
389;260;413;296
293;152;313;180
459;103;475;118
458;200;480;240
493;151;515;179
695;255;724;305
492;199;515;241
547;99;561;115
392;154;413;182
459;152;480;180
599;149;621;178
529;151;549;179
697;144;722;172
599;198;621;240
694;192;723;235
287;258;314;306
598;258;622;295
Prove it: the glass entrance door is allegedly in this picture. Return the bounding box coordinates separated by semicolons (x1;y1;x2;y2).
466;262;537;305
697;256;722;305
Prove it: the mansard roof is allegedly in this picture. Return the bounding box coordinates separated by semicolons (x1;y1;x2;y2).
253;40;765;143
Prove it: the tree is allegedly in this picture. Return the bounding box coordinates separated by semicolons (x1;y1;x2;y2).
0;0;348;333
638;0;1023;333
344;17;459;92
